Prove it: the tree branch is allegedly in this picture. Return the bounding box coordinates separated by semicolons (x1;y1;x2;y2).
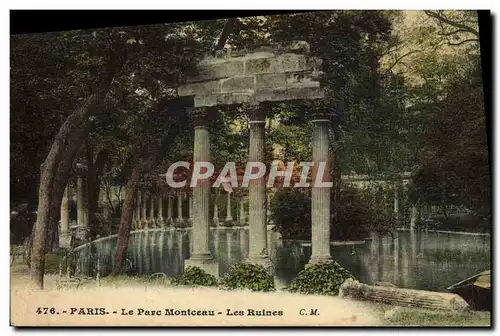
424;10;479;38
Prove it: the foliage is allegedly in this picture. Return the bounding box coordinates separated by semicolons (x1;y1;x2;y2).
170;266;217;287
221;263;275;292
270;186;394;241
286;261;355;296
270;188;311;239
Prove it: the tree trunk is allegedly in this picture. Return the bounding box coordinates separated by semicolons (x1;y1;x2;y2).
112;167;139;275
86;145;109;239
29;77;115;289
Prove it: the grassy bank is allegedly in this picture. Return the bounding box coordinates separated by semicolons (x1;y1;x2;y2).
373;303;490;327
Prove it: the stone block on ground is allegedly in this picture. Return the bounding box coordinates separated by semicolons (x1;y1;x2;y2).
339;279;470;312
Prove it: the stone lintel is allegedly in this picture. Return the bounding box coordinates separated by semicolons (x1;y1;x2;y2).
192;87;324;108
186;53;321;84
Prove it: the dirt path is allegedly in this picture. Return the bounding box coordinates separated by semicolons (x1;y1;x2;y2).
10;263;382;327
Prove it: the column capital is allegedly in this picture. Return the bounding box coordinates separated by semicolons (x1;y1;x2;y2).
243;103;266;122
307;98;335;121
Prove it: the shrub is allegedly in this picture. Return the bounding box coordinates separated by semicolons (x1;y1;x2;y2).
270;187;385;241
221;263;275;292
171;266;217;287
270;188;311;239
286;262;355;296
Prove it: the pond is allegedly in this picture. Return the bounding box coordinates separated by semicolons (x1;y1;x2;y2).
80;228;491;292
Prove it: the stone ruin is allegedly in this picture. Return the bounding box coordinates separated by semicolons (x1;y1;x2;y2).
177;41;325;107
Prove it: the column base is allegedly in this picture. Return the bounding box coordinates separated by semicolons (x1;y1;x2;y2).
184;254;219;278
245;255;274;275
306;256;333;268
58;234;72;250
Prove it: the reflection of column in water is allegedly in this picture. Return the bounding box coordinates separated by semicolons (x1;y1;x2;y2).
401;232;411;288
137;232;143;274
213;229;220;256
143;232;151;274
240;229;248;260
368;234;379;284
377;235;384;282
392;235;399;285
177;231;184;274
150;230;157;273
411;230;417;264
227;231;233;262
132;233;138;274
165;230;174;273
158;230;165;271
419;231;426;257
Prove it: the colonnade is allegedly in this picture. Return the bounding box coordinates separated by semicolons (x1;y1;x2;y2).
130;191;249;229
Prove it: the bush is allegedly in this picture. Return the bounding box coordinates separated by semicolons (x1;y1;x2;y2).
286;262;355;296
221;263;275;292
171;266;217;287
270;188;311;239
270;187;389;241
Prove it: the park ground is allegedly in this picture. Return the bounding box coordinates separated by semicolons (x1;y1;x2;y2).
10;263;490;327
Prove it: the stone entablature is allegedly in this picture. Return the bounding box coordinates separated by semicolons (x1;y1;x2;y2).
178;41;324;107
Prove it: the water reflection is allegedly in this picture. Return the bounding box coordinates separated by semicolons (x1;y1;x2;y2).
87;229;490;292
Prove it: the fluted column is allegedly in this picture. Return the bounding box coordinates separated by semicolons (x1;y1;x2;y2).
410;204;418;230
167;194;173;226
177;193;183;223
246;105;272;271
184;107;218;277
149;194;155;228
59;184;71;248
225;192;232;222
188;193;194;224
137;191;143;229
239;196;246;226
308;114;333;265
158;194;164;227
213;190;220;226
76;163;89;242
142;193;148;229
394;182;401;227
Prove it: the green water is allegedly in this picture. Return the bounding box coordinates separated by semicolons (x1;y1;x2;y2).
86;229;490;292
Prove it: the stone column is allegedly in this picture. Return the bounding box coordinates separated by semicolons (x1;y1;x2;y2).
225;192;232;222
59;184;71;249
177;193;183;223
246;105;272;271
308;114;333;265
184;107;218;277
149;194;155;228
410;204;418;230
76;164;89;242
137;191;142;229
394;182;401;227
167;194;173;226
142;193;148;229
188;194;194;224
239;196;246;226
158;195;164;227
213;190;220;226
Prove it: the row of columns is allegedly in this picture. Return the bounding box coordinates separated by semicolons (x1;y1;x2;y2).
131;191;251;229
183;105;334;276
59;169;90;249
